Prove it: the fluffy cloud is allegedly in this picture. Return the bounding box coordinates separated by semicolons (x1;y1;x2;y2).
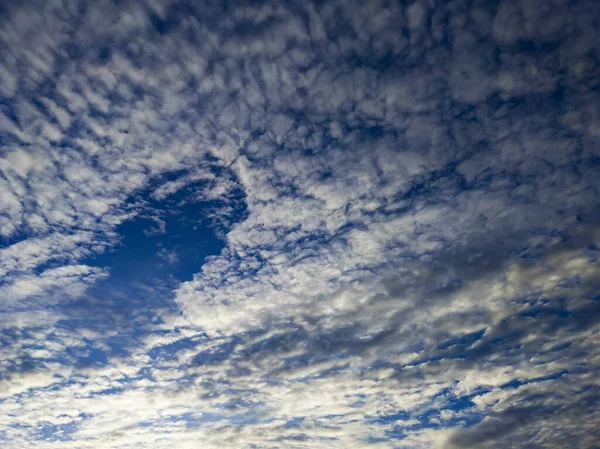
1;0;599;448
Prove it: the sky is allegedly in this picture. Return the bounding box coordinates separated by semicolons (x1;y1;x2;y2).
0;0;599;448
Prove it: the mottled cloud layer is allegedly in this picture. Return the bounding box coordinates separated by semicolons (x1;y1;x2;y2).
1;0;599;448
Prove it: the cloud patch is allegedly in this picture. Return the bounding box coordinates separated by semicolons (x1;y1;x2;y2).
1;0;599;448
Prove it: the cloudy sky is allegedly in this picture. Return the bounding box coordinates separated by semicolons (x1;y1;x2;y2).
1;0;599;447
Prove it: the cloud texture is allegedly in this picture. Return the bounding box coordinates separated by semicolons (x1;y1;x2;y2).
1;0;599;448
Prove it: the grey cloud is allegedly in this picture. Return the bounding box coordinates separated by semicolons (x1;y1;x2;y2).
1;0;599;447
448;384;600;449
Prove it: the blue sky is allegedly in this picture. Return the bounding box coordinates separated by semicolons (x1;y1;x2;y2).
1;0;600;448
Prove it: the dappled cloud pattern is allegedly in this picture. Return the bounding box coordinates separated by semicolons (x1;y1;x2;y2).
1;0;600;448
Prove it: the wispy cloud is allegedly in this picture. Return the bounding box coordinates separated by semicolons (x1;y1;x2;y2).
1;0;599;448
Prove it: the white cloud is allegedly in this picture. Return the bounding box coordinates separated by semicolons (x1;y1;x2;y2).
0;0;599;447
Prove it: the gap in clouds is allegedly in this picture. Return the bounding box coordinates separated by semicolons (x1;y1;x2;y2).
89;164;246;280
47;167;248;360
88;183;220;285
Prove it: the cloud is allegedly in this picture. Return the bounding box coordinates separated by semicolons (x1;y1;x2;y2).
0;0;599;448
